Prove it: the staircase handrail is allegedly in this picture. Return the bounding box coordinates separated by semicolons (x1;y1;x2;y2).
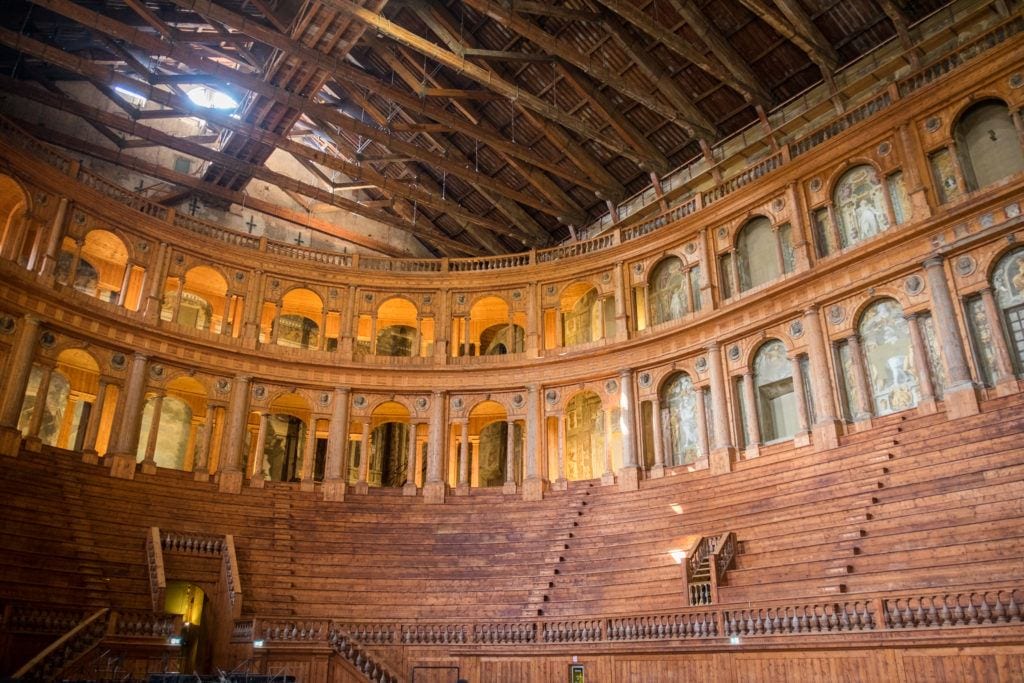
709;531;738;604
11;607;109;680
146;526;167;612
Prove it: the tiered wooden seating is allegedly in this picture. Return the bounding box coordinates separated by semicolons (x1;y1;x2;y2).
0;393;1022;629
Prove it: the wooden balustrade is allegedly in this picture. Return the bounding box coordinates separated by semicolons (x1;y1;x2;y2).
145;527;166;613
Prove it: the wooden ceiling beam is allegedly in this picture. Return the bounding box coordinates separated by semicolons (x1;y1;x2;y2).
594;0;769;106
19;0;566;220
665;0;772;105
557;62;670;175
877;0;923;67
158;0;611;196
738;0;839;72
122;0;177;40
243;0;291;34
496;1;603;23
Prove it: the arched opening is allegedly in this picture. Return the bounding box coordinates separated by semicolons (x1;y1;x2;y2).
163;266;230;333
858;299;921;416
137;376;207;471
256;392;311;482
991;247;1024;373
564;391;605;481
955;99;1024;191
648;257;691;325
736;217;782;292
469;400;510;487
375;298;420;357
457;296;525;356
17;366;70;447
164;581;211;673
659;372;699;466
753;340;798;443
833;165;891;248
51;348;102;451
369;401;410;487
271;288;323;349
0;175;28;261
57;230;140;308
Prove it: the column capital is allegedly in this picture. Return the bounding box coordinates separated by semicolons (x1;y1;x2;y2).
903;311;919;322
233;374;252;382
618;368;633;378
922;255;945;269
131;351;149;361
335;386;351;395
431;389;446;398
803;304;820;315
525;383;540;393
705;341;719;352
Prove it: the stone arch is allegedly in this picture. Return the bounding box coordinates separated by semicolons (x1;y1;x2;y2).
953;97;1024;191
275;288;323;349
164;265;230;333
989;245;1024;373
0;173;29;259
375;297;419;357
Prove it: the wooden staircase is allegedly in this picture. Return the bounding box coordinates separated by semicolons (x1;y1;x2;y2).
11;608;109;680
684;532;738;606
330;628;400;683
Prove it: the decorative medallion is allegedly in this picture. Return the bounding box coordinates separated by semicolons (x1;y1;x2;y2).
638;372;653;389
39;331;56;349
235;271;245;282
74;211;86;224
601;272;611;284
717;227;728;238
545;389;559;405
511;290;522;301
1007;203;1021;219
423;294;432;305
110;353;126;370
828;305;846;325
633;263;644;275
328;288;338;299
728;345;740;361
363;293;374;303
215;378;230;395
1010;73;1024;89
416;397;429;411
270;279;280;290
954;256;976;277
867;287;876;297
512;394;525;409
685;242;697;255
771;197;785;212
174;254;185;266
789;320;804;339
251;385;266;401
149;365;165;380
695;357;708;373
925;116;941;133
452;397;464;410
877;141;892;157
456;294;466;306
1009;233;1018;244
604;379;618;393
353;395;366;408
137;241;149;253
547;285;556;296
0;315;14;335
809;177;823;193
319;392;331;407
980;213;995;229
35;192;48;206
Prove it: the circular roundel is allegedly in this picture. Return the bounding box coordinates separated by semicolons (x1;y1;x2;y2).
253;385;268;401
925;116;941;133
416;397;429;411
39;331;56;349
877;141;892;157
353;395;367;408
512;394;525;408
149;364;165;380
728;345;740;361
215;378;230;395
954;256;976;277
174;254;185;266
0;315;15;335
235;271;246;282
452;397;464;410
364;293;374;302
1010;72;1023;89
110;353;127;370
809;177;822;193
604;379;618;393
828;305;846;325
319;392;331;407
904;275;925;295
771;197;785;212
511;290;522;301
685;242;697;255
695;357;708;373
789;320;804;339
456;294;466;305
638;372;653;388
137;241;150;253
545;390;559;405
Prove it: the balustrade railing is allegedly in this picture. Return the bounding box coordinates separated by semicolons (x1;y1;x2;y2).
146;527;166;612
884;589;1023;629
160;529;226;555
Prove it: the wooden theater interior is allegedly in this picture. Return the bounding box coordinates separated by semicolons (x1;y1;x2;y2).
1;0;1024;680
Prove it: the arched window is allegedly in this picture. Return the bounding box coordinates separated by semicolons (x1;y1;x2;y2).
955;100;1024;191
562;285;601;346
648;257;703;326
723;217;794;296
834;165;891;248
992;247;1024;373
0;174;28;259
858;299;921;416
469;400;509;487
163;266;230;333
659;373;699;466
369;401;410;487
753;340;797;443
272;288;323;349
812;165;909;257
137;395;193;470
370;298;425;357
57;230;139;307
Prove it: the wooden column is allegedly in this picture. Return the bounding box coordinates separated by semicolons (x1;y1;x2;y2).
355;419;371;494
140;392;164;474
650;398;665;478
299;418;317;491
706;342;735;474
618;368;640;491
403;421;419;496
423;390;447;504
905;314;938;414
503;419;519;494
216;375;251;493
789;357;811;446
846;335;875;428
38;197;69;279
695;388;710;460
742;371;761;458
804;306;842;449
81;379;109;463
108;353;148;480
249;412;269;488
23;363;53;452
0;315;40;457
980;287;1018;395
324;387;350;501
455;418;470;495
522;383;544;501
193;403;216;482
923;256;979;418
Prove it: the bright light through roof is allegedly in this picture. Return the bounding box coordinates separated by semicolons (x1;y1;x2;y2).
187;85;238;110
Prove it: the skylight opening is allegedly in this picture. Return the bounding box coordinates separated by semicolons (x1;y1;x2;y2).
187;85;239;110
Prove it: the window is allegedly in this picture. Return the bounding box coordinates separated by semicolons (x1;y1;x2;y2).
954;100;1024;191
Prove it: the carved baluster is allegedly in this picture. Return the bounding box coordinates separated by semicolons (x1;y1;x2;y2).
952;596;966;626
966;594;979;625
978;593;992;624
